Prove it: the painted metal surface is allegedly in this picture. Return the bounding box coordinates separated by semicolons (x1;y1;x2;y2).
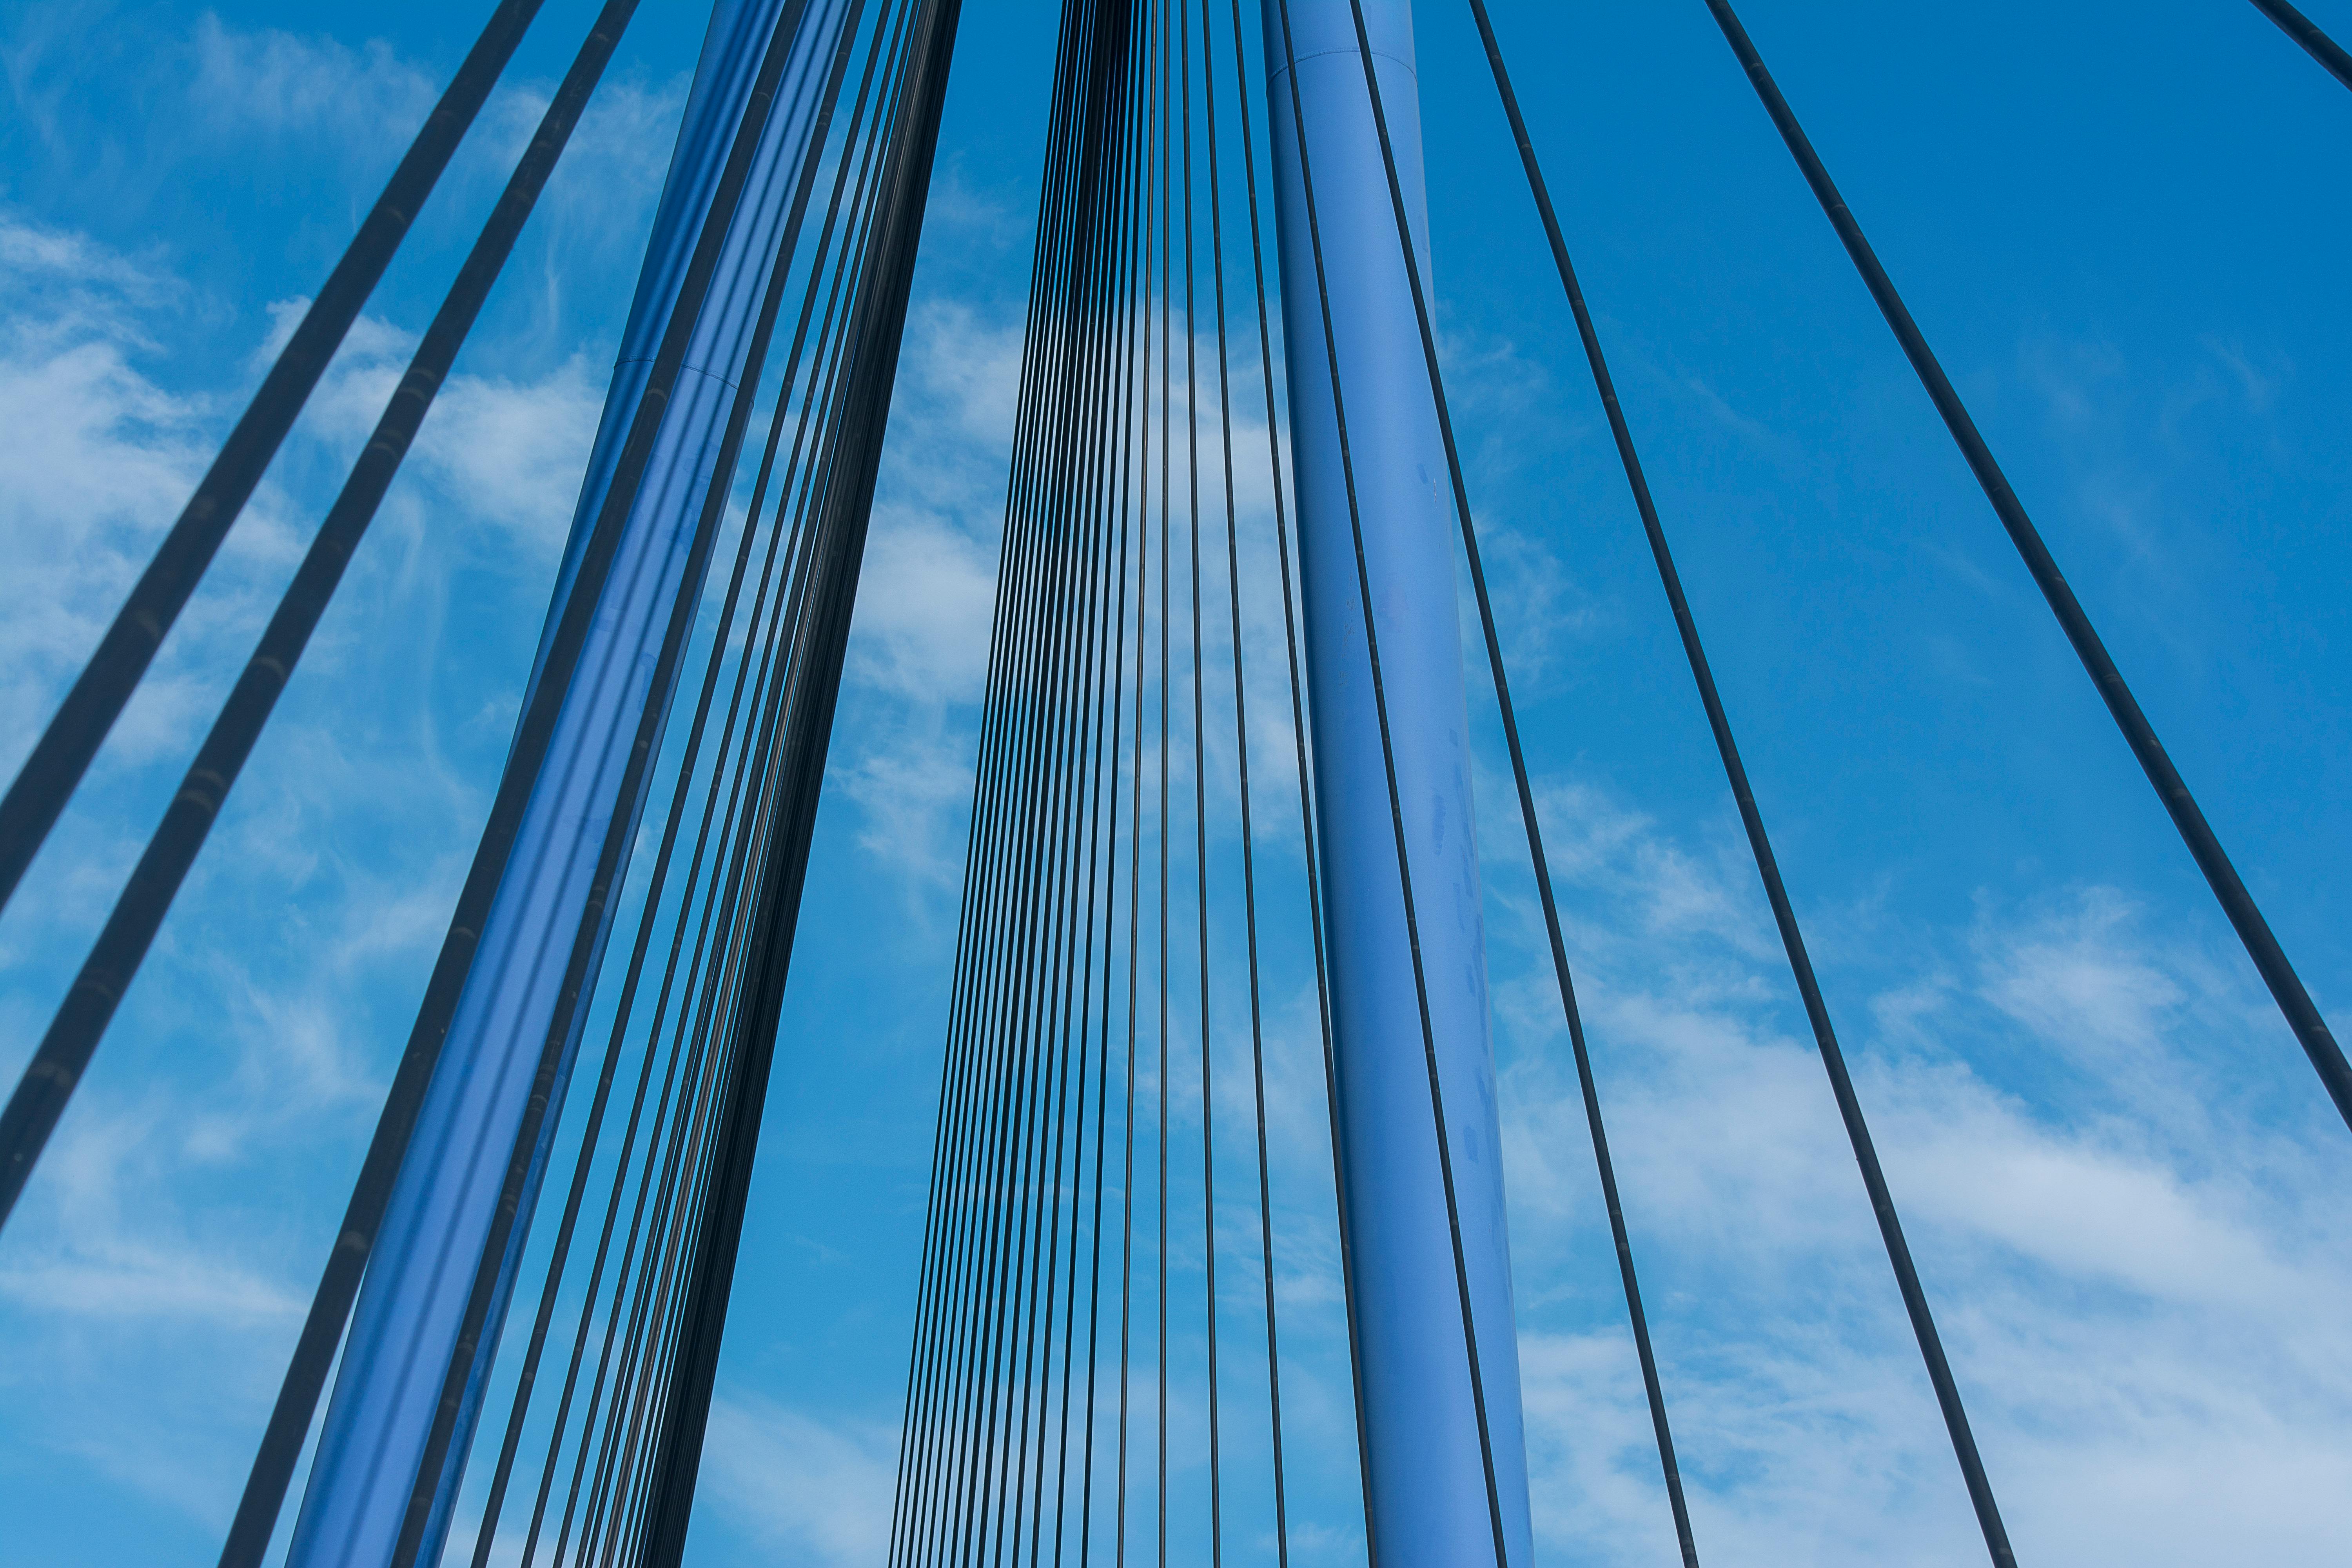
284;2;851;1562
1259;2;1536;1562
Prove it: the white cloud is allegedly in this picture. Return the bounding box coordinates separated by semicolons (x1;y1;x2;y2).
1486;774;2352;1565
0;196;625;1537
0;211;290;779
703;1396;898;1568
187;11;436;156
831;297;1024;891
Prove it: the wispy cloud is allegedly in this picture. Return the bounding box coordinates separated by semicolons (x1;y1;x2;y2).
703;1396;899;1567
834;296;1023;893
1486;772;2352;1564
187;11;437;152
0;185;635;1538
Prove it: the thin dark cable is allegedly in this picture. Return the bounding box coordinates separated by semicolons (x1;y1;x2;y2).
0;0;634;1236
633;8;962;1553
1345;3;1700;1560
1100;22;1161;1558
975;12;1130;1552
1455;3;2015;1560
2250;0;2352;89
1702;0;2348;1140
932;158;1093;1559
1156;0;1173;1554
929;3;1154;1557
1016;105;1126;1553
1174;7;1228;1563
1071;23;1153;1558
390;5;866;1556
1217;1;1375;1553
209;0;814;1548
1193;4;1289;1561
893;13;1099;1542
0;0;549;917
1028;60;1113;1539
468;9;877;1552
525;9;929;1549
1264;1;1511;1561
537;179;859;1555
1112;15;1159;1547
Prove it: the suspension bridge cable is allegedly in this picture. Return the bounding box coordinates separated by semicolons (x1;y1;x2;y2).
889;7;1096;1542
973;16;1125;1552
1113;33;1158;1549
0;0;550;917
633;16;965;1557
1175;7;1230;1561
522;4;905;1550
463;13;877;1549
1070;30;1156;1553
1700;0;2350;1142
1090;39;1156;1561
211;2;831;1552
1216;0;1376;1551
535;168;862;1557
0;0;639;1236
1148;6;1167;1561
1363;0;1706;1552
1454;5;2016;1561
2250;0;2352;90
1328;2;1715;1560
908;76;1082;1561
1195;4;1293;1562
389;9;878;1562
885;9;1198;1561
1265;0;1510;1561
884;8;1378;1563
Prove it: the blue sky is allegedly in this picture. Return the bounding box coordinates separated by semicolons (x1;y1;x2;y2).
2;1;2348;1565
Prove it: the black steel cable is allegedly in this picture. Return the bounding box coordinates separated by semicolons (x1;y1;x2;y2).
890;22;1096;1540
1017;30;1133;1541
537;221;849;1559
1346;3;1702;1561
389;4;869;1557
465;9;876;1551
0;0;549;917
1062;22;1153;1557
1156;4;1174;1553
925;176;1089;1562
1174;7;1229;1561
1263;1;1512;1561
538;76;917;1554
1111;25;1158;1548
0;0;637;1236
1008;147;1119;1562
1193;6;1291;1560
1702;0;2348;1142
1113;21;1164;1558
963;13;1126;1551
1216;1;1375;1552
1025;12;1145;1556
993;6;1148;1561
1435;4;2021;1561
516;8;925;1548
580;401;847;1557
632;8;964;1553
1069;38;1151;1563
210;0;813;1548
880;7;1408;1563
2251;0;2352;89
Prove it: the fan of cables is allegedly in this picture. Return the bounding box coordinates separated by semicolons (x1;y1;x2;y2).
884;3;1375;1565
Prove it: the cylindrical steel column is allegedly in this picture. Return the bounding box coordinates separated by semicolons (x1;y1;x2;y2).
284;2;852;1563
1259;2;1535;1563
